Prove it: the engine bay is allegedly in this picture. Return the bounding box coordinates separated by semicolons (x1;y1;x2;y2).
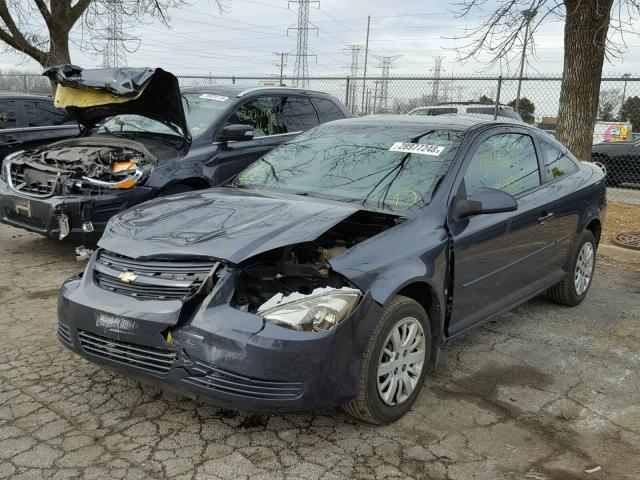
5;138;156;196
233;210;400;314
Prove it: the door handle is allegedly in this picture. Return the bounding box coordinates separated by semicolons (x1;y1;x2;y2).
537;212;554;224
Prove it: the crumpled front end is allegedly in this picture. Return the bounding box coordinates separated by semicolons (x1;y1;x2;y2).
57;248;382;411
0;137;159;240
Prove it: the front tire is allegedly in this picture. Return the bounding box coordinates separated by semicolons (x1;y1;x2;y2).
342;296;432;424
547;230;596;306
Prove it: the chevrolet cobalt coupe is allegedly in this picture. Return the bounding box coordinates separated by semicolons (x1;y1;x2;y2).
0;65;348;242
58;116;606;424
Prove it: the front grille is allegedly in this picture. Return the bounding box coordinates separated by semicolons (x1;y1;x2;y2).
58;322;72;346
94;250;218;301
4;208;46;229
9;163;57;197
78;330;176;373
183;361;304;400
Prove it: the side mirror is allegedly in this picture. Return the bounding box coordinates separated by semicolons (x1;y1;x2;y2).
454;188;518;220
221;124;255;142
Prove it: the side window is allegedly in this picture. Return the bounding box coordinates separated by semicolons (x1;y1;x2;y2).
464;133;541;197
311;97;345;123
0;100;17;129
540;141;577;180
225;97;277;137
23;100;70;127
277;96;319;133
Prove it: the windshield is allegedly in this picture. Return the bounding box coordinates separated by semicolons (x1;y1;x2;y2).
94;92;233;139
96;114;182;137
236;123;464;213
182;92;232;138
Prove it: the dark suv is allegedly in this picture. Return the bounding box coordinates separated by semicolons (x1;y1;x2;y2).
0;66;350;242
0;93;79;160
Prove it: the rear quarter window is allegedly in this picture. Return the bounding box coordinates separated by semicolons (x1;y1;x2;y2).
540;141;577;180
311;97;345;123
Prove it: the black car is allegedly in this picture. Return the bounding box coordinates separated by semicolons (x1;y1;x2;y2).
591;138;640;186
58;116;606;424
0;92;79;160
0;65;349;241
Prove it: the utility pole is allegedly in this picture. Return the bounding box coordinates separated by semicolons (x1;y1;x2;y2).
431;56;444;104
620;73;632;120
273;52;288;86
344;44;364;113
361;15;371;114
515;8;536;114
288;0;319;88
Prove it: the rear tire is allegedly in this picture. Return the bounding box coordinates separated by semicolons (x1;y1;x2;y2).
342;295;432;424
547;230;596;306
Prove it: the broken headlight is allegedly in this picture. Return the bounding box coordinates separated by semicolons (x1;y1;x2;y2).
257;287;361;332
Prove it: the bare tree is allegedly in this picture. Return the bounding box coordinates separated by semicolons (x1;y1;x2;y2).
0;0;224;70
453;0;640;160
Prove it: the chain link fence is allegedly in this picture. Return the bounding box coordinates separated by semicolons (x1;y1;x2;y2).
2;72;639;198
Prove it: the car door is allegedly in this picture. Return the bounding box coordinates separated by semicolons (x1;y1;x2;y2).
446;128;559;337
17;99;79;150
538;139;582;268
0;100;21;160
211;96;296;183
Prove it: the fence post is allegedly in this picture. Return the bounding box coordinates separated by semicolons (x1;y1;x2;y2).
232;76;236;85
23;75;28;93
494;76;503;120
345;76;351;109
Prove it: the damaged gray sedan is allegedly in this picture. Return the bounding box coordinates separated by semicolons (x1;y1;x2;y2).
58;116;606;423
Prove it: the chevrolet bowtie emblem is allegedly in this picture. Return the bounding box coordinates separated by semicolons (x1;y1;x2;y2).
118;271;138;283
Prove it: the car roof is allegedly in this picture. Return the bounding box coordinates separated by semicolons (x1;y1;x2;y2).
411;103;514;110
332;114;527;130
180;85;336;99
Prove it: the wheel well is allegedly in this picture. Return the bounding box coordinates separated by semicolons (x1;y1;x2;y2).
585;218;602;246
396;282;443;344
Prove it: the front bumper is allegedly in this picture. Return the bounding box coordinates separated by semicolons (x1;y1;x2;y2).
57;263;382;412
0;177;153;241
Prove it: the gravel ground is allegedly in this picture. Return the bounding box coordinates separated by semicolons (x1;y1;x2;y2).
1;224;639;480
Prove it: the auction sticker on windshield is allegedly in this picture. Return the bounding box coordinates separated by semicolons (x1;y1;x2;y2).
389;142;445;156
199;94;229;102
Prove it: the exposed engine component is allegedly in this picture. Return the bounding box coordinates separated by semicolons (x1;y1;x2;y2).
233;210;400;316
4;138;156;197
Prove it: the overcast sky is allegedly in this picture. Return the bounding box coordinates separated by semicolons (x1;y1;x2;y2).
1;0;639;77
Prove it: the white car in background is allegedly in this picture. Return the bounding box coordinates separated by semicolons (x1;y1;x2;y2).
408;102;523;121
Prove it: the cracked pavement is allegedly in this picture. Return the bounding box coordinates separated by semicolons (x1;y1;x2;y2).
0;224;639;480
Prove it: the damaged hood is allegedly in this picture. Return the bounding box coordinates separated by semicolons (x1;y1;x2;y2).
99;188;360;263
43;65;189;140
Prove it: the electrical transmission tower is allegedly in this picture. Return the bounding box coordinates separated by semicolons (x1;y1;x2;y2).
373;55;400;112
94;0;139;68
287;0;319;87
431;56;444;104
344;44;364;113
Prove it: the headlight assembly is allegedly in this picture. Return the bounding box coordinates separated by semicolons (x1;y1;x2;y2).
257;287;361;332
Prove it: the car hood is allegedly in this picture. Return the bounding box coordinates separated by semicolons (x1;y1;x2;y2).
43;64;189;141
98;188;360;264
